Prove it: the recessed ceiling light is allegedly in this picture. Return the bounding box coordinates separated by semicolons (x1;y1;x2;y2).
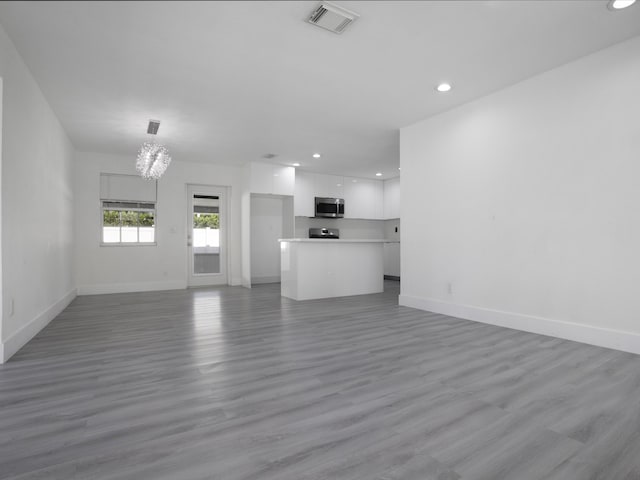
608;0;636;9
398;167;401;170
292;163;300;167
436;83;452;92
312;153;321;158
375;172;382;177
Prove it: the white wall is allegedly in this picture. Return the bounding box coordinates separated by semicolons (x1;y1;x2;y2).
0;77;3;346
241;194;251;288
250;195;284;284
400;36;640;354
75;151;244;294
0;25;75;362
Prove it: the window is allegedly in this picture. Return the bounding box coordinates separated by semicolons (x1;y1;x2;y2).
193;197;220;252
102;201;155;244
99;173;157;246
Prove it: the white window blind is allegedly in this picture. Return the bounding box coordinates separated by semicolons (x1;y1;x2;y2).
100;173;157;202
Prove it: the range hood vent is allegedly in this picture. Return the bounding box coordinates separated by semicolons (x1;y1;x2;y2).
307;2;359;34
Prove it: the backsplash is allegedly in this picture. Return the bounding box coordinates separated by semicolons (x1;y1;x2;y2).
295;217;400;240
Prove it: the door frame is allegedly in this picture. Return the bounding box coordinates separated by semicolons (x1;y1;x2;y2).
187;184;229;287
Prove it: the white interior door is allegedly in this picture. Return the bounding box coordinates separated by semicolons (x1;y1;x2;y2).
187;185;228;287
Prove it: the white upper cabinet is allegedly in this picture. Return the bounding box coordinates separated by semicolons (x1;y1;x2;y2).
383;177;400;219
293;170;387;220
295;172;344;217
343;177;383;220
249;162;273;194
272;165;295;196
294;170;315;217
315;174;344;199
249;162;295;196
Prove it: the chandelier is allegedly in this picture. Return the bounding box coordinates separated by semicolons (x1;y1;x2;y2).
136;119;171;180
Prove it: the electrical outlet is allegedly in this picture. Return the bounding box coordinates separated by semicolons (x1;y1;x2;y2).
447;283;453;295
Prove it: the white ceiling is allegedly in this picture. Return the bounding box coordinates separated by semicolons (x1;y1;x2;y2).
1;0;640;179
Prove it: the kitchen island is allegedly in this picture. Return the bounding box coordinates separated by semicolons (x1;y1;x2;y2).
278;238;394;300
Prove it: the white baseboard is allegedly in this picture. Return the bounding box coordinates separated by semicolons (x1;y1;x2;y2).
399;294;640;355
1;288;77;363
77;280;186;296
230;276;242;286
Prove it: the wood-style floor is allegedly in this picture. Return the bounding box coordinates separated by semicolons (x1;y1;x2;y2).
2;282;640;480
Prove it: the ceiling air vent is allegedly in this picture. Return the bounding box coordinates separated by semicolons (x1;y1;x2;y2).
307;2;359;34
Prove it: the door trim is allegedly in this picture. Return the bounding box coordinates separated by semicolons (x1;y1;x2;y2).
187;184;229;287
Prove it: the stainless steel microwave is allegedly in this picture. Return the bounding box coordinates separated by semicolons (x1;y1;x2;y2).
315;197;344;218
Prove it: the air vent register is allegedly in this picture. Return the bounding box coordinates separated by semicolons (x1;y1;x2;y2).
307;1;359;34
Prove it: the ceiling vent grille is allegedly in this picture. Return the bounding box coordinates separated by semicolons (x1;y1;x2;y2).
307;2;359;34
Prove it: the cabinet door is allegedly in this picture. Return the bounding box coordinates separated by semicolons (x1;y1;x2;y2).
313;173;330;198
326;175;344;198
294;170;315;217
343;177;363;219
249;162;274;195
343;178;383;219
250;163;295;196
359;180;376;219
273;166;295;196
314;173;343;198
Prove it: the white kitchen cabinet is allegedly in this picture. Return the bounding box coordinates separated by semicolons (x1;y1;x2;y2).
294;171;384;220
343;178;361;219
383;177;400;219
272;165;295;196
343;177;383;219
249;162;295;196
314;173;344;198
279;239;385;300
249;162;273;195
294;170;315;217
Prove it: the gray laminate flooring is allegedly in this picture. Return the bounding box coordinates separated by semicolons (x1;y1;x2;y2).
2;281;640;480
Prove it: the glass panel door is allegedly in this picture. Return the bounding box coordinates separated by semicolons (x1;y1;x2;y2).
187;185;227;286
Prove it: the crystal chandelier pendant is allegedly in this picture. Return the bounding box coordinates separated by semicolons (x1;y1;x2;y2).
136;120;171;179
136;141;171;180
